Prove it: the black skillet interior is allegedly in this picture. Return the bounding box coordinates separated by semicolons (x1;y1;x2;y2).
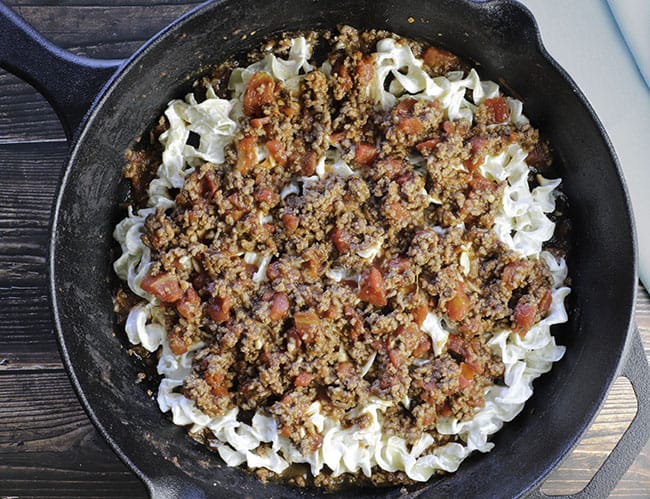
50;0;636;497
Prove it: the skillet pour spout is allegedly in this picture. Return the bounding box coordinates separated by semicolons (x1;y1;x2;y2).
0;0;648;497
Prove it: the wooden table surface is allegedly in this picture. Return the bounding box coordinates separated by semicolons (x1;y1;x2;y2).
0;1;648;497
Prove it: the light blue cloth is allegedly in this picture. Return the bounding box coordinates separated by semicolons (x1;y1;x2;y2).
607;0;650;89
519;0;650;290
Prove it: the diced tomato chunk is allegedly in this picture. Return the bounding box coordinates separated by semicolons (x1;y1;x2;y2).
281;102;299;117
446;334;464;356
294;371;313;387
377;158;404;180
441;120;456;134
359;267;388;307
458;362;475;389
423;46;457;69
387;257;411;273
514;300;537;337
205;371;229;397
466;357;485;376
469;173;497;193
254;188;278;206
323;305;338;319
266;261;281;281
207;296;232;323
413;336;431;357
335;61;353;92
438;402;452;418
243;72;275;116
354;142;378;165
331;227;351;253
236;136;258;174
329;131;345;144
539;289;553;314
266;139;287;165
169;331;188;355
294;311;319;334
282;212;300;233
413;303;428;327
483;97;510;123
336;361;354;378
446;282;470;321
176;287;200;320
285;327;302;351
301;150;317;176
395;98;416;115
415;138;441;154
501;260;526;289
464;136;488;171
269;293;289;321
344;306;364;341
399;116;424;134
141;272;183;303
356;56;374;86
250;116;271;128
227;192;245;210
201;171;220;199
469;136;487;155
388;348;401;368
385;201;408;221
458;375;471;390
302;248;322;279
461;362;475;378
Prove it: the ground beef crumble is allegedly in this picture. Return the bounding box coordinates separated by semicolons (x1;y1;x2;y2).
115;26;566;488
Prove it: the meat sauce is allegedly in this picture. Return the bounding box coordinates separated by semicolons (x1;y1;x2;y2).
115;26;568;488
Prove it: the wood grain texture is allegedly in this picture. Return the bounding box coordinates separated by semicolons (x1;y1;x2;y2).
0;1;648;497
0;372;147;497
0;72;63;143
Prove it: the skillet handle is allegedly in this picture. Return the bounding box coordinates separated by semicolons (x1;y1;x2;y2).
0;1;123;141
528;325;650;498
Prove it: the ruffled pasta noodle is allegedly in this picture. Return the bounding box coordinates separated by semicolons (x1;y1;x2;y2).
114;36;569;481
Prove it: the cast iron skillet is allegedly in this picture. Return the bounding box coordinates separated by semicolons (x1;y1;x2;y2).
1;0;649;497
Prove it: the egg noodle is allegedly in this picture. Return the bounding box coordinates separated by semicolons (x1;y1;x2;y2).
114;36;569;481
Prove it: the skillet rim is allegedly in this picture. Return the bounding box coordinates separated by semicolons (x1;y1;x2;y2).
48;0;639;496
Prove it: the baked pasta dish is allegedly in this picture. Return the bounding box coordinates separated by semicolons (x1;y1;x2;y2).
113;26;570;487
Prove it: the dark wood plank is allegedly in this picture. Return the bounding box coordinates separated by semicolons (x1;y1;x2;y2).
0;71;64;143
0;142;64;235
0;370;147;498
0;286;57;370
8;4;202;56
0;142;65;369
